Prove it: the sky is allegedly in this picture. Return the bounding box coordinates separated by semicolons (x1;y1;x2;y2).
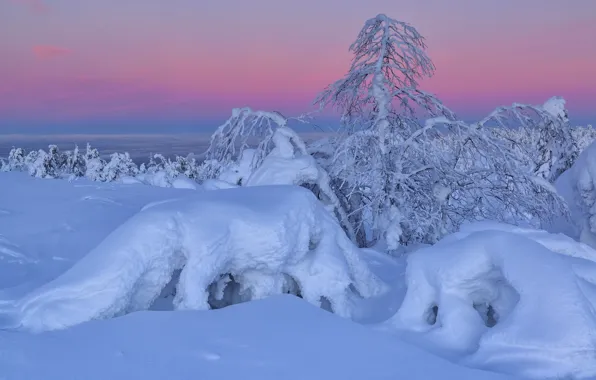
1;0;595;134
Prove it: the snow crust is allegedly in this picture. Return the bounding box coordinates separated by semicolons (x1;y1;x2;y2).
390;222;596;379
1;185;386;332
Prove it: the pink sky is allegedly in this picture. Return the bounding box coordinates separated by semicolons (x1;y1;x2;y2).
1;0;595;132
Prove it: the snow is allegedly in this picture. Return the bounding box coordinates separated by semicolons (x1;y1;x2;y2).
0;184;386;333
554;140;596;248
0;168;593;379
0;172;520;380
542;96;568;122
0;295;514;380
390;221;596;379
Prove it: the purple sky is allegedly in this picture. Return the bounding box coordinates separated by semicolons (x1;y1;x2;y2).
1;0;595;133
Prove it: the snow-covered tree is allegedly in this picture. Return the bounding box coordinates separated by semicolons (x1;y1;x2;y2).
572;124;596;155
64;145;86;177
207;107;356;241
6;148;26;171
102;152;139;182
206;107;289;173
313;14;455;248
421;116;567;240
27;149;50;178
171;155;200;179
488;97;577;183
312;14;568;248
84;143;105;181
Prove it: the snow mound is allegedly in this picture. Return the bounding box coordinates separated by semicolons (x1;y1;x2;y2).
170;177;198;190
119;175;142;185
1;185;386;333
390;223;596;379
201;178;238;190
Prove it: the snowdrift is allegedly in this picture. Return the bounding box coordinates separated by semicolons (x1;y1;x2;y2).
390;222;596;379
0;185;386;332
0;295;514;380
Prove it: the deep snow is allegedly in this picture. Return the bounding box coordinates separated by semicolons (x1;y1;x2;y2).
2;171;595;379
0;295;516;380
390;222;596;379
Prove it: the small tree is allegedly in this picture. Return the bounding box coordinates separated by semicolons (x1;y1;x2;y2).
314;14;454;248
7;147;26;171
64;145;86;177
84;143;105;181
206;107;356;241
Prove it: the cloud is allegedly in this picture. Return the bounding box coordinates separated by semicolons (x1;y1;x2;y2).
9;0;49;13
32;45;71;60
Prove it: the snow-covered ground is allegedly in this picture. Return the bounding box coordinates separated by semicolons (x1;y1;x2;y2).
1;172;596;379
0;172;517;379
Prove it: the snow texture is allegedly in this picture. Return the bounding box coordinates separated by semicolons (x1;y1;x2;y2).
0;185;386;333
390;222;596;379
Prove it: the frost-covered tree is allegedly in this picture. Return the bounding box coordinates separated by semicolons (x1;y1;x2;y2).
572;125;596;153
27;149;50;178
313;14;455;248
6;148;26;171
102;152;139;182
64;145;86;177
488;97;577;183
421;116;567;240
207;107;356;241
312;14;568;248
171;155;200;179
195;159;222;182
84;143;105;181
27;145;65;178
206;107;288;172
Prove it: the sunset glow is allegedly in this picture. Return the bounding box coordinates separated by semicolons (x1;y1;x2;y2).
1;0;595;132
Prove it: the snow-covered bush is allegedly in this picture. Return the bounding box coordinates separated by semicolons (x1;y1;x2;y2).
1;185;387;332
102;152;138;182
390;222;596;379
136;154;181;188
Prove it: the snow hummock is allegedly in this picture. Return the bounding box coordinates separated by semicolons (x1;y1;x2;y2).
0;185;386;333
389;222;596;379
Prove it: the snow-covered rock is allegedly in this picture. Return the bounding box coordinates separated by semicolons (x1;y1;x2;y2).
390;222;596;379
0;185;386;333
